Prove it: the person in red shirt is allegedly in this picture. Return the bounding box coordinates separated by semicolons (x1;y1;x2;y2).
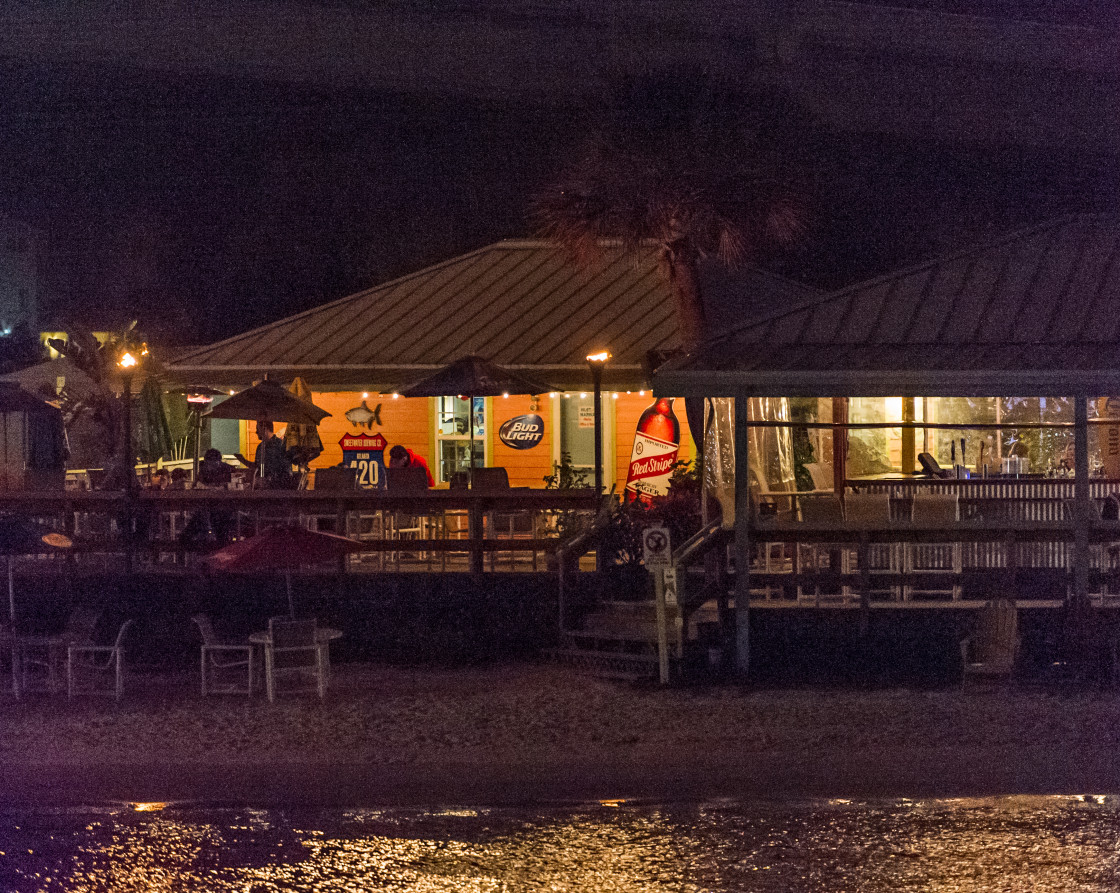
388;444;434;487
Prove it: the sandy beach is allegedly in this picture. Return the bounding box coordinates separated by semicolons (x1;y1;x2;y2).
2;662;1119;807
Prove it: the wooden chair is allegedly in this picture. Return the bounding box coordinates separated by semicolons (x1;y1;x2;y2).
906;492;962;600
844;492;900;601
192;614;253;696
472;467;538;569
386;465;433;568
960;598;1020;686
796;494;847;603
16;606;101;695
68;618;134;700
263;617;327;702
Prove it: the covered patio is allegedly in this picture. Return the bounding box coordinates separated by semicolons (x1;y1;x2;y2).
655;214;1120;674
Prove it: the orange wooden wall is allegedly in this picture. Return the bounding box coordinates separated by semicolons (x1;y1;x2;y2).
265;388;699;488
489;393;556;487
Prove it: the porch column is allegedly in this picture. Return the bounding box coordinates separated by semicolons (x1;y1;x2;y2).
901;397;916;474
1073;395;1090;603
733;393;751;678
832;397;848;493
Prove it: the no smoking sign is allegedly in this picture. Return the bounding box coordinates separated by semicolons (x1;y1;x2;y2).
642;525;671;569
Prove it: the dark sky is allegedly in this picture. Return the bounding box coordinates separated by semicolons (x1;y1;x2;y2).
0;3;1115;345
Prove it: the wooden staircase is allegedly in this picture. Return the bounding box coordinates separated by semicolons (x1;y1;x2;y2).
547;600;684;679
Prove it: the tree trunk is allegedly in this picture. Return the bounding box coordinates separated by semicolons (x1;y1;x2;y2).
662;237;705;352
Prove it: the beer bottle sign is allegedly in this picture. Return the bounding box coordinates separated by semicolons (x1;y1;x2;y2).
624;397;681;503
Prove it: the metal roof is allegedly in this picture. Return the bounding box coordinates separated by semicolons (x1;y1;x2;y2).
169;239;819;389
656;215;1120;398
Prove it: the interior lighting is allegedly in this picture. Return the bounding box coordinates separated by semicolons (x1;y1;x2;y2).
362;392;369;398
502;392;509;398
639;390;646;396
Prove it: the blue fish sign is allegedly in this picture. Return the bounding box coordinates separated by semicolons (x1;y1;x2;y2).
499;414;544;450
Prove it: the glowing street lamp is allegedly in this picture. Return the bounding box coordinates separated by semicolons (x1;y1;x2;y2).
117;351;140;493
586;350;612;494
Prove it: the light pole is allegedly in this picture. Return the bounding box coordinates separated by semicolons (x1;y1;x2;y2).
117;351;139;494
586;351;611;494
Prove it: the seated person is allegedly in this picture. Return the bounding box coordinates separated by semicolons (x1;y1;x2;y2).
234;420;294;489
388;444;434;488
197;448;233;488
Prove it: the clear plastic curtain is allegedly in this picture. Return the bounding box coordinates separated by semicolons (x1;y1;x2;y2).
703;396;795;528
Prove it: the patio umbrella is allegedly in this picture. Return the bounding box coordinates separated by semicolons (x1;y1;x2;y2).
0;514;72;695
199;525;364;617
398;356;554;476
204;379;330;426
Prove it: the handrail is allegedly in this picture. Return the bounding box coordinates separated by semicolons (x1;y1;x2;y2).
673;517;725;568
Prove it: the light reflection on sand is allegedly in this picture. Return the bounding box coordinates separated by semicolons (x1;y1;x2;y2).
0;796;1117;891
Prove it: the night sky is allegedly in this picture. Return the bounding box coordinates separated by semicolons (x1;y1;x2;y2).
0;3;1115;345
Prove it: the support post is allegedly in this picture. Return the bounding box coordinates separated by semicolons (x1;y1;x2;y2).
901;397;916;475
733;394;751;679
469;499;484;575
1073;395;1090;604
832;396;848;494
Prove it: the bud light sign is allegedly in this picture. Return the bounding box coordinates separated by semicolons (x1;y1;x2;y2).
499;414;544;450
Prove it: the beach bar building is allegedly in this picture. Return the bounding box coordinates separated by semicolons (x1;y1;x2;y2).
655;214;1120;672
168;239;819;494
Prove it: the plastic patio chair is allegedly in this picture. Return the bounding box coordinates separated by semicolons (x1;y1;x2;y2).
16;606;101;695
192;614;254;696
263;617;327;702
67;618;134;700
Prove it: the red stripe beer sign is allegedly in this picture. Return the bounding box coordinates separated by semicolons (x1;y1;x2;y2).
624;397;680;504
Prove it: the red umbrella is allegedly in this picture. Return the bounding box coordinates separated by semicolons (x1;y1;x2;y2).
200;525;364;616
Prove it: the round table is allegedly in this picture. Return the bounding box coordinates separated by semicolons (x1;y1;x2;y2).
248;627;342;646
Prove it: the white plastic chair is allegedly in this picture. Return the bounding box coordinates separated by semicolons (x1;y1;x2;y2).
68;619;134;700
192;614;254;696
263;617;327;702
16;607;101;695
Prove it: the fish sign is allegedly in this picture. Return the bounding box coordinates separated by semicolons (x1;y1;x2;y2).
345;400;382;429
498;414;544;450
339;431;387;489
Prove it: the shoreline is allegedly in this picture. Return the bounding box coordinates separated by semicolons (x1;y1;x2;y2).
3;663;1119;808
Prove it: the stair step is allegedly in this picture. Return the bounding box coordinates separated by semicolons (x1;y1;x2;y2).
544;647;660;680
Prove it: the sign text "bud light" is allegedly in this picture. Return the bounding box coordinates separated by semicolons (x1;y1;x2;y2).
498;414;544;450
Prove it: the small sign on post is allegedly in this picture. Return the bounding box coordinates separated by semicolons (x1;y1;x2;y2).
643;526;673;684
642;526;671;570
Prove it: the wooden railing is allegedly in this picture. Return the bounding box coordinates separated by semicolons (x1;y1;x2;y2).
746;516;1120;605
0;489;600;574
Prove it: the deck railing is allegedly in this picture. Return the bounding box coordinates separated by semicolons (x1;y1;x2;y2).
0;489;600;574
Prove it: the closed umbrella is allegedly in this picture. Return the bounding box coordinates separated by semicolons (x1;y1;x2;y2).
282;377;324;469
398;356;554;477
199;525;363;617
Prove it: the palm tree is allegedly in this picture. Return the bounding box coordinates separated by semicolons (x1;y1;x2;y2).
534;67;808;354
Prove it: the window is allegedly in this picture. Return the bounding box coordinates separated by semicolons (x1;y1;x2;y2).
435;396;485;482
558;392;595;476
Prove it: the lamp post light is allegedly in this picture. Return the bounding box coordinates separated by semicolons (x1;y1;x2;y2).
586;351;611;495
117;351;139;494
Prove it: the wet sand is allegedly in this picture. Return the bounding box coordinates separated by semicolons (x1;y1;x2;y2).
2;663;1118;806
